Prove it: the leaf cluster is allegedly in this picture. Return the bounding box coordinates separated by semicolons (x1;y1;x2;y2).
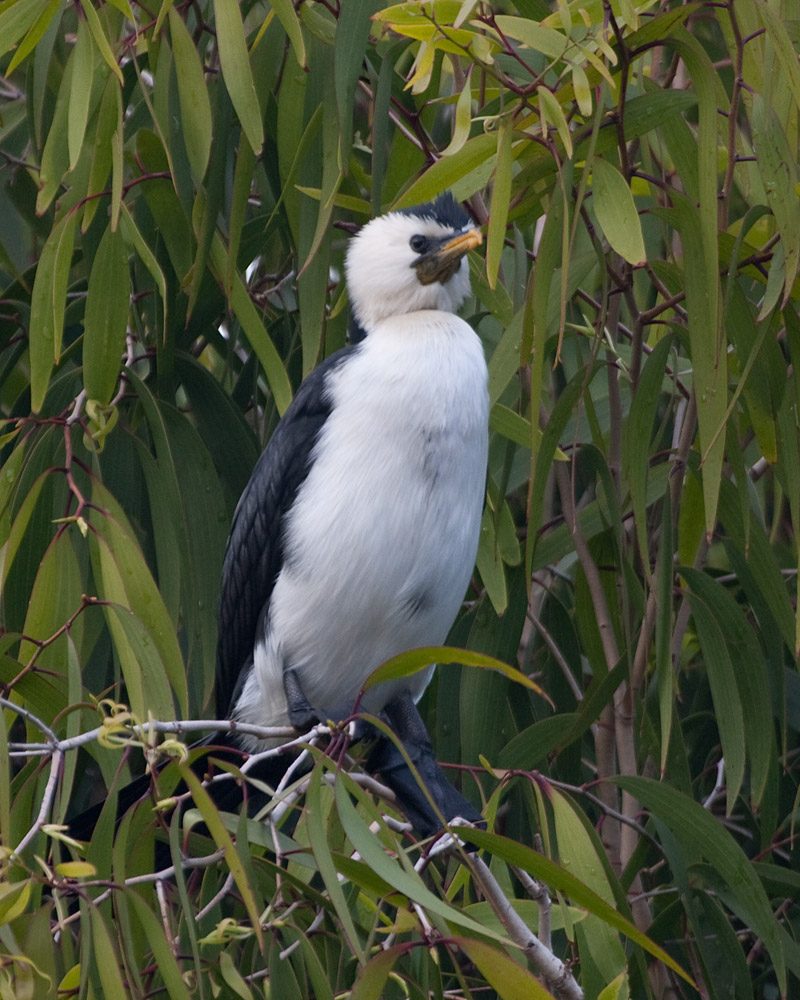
1;1;799;998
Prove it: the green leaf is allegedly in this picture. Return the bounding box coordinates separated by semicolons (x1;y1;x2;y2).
118;202;168;331
169;8;213;181
363;645;543;694
82;224;130;406
79;0;122;82
681;568;773;808
492;16;568;59
68;17;93;171
751;94;800;305
270;0;306;67
350;946;404;1000
29;211;78;412
4;0;64;77
82;75;122;232
441;73;474;157
538;85;572;158
90;478;188;715
613;776;785;994
626;335;673;573
454;828;695;984
214;0;264;154
334;0;383;157
306;766;365;962
456;938;555;1000
178;763;265;950
0;0;50;60
127;893;193;1000
394;132;497;208
88;907;128;1000
208;232;293;414
486;121;512;289
591;158;645;266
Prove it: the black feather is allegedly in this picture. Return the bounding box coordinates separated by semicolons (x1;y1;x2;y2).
215;346;353;717
398;191;470;232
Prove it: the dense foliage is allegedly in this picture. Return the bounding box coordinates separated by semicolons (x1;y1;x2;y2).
1;0;799;997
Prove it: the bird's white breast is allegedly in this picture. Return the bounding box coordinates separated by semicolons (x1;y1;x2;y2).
243;311;488;734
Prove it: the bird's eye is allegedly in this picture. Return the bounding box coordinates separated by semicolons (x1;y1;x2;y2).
409;234;428;254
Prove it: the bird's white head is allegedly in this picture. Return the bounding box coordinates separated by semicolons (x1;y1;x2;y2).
345;193;482;335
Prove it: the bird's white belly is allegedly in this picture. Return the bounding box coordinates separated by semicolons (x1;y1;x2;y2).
248;312;488;731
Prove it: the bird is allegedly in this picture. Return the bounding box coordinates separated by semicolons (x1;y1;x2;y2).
72;192;489;842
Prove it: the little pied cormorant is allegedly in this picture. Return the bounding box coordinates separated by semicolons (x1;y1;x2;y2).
214;192;489;836
69;193;489;843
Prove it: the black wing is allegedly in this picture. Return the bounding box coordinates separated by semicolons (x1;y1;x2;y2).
215;347;353;717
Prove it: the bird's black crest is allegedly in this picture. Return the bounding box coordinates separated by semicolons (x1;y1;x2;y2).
398;192;470;232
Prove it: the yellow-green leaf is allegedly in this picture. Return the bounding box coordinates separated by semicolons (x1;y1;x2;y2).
169;8;212;180
68;17;93;171
591;157;646;265
29;211;78;411
485;120;511;289
83;225;130;406
214;0;264;154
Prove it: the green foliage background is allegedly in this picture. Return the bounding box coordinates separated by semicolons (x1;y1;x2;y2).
1;0;799;997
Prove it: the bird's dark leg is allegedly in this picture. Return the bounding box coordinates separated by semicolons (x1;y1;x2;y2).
368;692;485;840
283;668;318;729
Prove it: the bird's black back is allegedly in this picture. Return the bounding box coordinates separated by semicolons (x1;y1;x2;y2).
215;347;353;718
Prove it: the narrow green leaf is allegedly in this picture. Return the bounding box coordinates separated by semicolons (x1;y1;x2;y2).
394;132;497;208
350;945;405;1000
441;73;474;157
655;488;673;775
90;478;188;714
335;0;383;157
457;938;554;1000
214;0;264;154
227;134;255;295
82;75;122;232
270;0;306;67
538;85;572;158
333;776;502;940
169;8;212;181
83;224;130;406
363;645;542;694
29;211;78;411
626;335;673;573
681;568;773;808
179;764;265;950
4;0;63;76
486;121;512;289
685;581;746;811
0;0;50;60
447;827;695;984
306;766;365;962
79;0;123;82
613;776;785;994
591;158;645;266
89;908;128;1000
492;16;567;59
623;3;699;48
127;893;193;1000
656;196;725;537
751;94;800;304
68;17;93;171
476;507;508;614
752;0;800;115
208;232;293;414
118;202;168;332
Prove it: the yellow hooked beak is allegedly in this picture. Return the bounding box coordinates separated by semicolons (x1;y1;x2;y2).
413;228;483;285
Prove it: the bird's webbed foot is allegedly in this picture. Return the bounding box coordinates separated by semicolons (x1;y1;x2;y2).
367;693;485;843
283;669;319;730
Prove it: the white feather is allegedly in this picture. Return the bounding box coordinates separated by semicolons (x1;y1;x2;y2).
234;211;488;744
